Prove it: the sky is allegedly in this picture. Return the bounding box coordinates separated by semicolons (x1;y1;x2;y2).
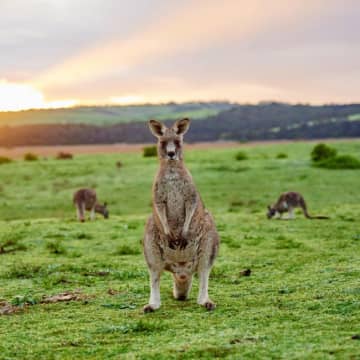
0;0;359;111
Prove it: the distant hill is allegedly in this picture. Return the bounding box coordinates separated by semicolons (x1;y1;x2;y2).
187;103;360;141
0;102;232;126
0;102;359;146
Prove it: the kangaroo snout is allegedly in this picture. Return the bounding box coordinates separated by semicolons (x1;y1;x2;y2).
167;151;176;159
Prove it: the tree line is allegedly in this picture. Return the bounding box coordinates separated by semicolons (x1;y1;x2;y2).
0;103;359;146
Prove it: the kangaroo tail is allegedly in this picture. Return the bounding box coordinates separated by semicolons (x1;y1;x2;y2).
300;198;312;219
300;198;329;219
307;215;330;220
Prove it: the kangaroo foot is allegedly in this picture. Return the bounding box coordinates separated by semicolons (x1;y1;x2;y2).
198;298;216;311
204;301;216;311
143;304;160;313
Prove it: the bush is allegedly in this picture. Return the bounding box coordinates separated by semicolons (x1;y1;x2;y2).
24;152;38;161
0;156;12;165
276;153;288;159
315;155;360;169
311;143;337;162
143;146;157;157
235;151;248;161
56;152;73;160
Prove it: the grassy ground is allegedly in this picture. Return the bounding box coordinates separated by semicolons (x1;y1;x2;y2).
0;141;359;359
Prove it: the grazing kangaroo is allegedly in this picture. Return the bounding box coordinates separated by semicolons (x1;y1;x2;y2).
267;191;329;220
73;188;109;222
143;118;219;313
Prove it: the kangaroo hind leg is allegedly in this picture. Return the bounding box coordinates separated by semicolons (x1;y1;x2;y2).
143;216;164;313
197;226;219;311
197;266;215;310
144;268;162;313
90;206;96;220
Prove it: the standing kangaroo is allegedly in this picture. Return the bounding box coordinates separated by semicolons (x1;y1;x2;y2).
73;188;109;222
143;118;219;313
267;191;329;220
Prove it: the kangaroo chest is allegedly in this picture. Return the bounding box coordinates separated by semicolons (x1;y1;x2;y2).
156;170;193;226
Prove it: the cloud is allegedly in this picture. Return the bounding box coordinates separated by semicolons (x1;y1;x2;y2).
35;1;327;89
1;0;359;107
0;0;165;73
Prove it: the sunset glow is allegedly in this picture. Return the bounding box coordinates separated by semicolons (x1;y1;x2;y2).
109;95;146;105
1;0;359;111
0;80;77;111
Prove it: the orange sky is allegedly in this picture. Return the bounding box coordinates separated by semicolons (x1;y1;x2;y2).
1;0;359;111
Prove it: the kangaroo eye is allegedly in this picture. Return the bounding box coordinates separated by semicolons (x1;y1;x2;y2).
174;140;180;147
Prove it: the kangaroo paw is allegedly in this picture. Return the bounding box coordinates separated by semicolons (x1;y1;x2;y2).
203;301;216;311
143;304;155;313
143;304;160;313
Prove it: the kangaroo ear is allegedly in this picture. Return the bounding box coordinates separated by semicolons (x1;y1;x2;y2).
173;118;190;135
149;120;166;137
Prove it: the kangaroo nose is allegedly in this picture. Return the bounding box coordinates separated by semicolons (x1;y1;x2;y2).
168;151;175;158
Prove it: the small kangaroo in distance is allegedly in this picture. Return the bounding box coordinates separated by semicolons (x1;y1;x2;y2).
267;191;329;220
143;118;219;313
73;188;109;222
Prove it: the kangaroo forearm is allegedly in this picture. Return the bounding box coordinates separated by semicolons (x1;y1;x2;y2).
154;203;170;234
183;202;197;234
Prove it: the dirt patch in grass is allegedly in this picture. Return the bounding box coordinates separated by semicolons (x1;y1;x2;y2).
83;271;110;277
41;290;89;304
230;335;263;344
107;288;121;296
0;301;23;315
1;290;91;316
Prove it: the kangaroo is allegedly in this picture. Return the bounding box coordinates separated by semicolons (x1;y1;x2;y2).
267;191;329;220
73;188;109;222
143;118;219;313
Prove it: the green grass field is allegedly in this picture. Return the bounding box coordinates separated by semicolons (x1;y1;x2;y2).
0;141;359;359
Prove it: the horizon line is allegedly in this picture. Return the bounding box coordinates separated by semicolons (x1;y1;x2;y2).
1;99;360;113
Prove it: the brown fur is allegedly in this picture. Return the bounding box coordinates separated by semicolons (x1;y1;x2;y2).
73;188;109;222
143;118;219;312
267;191;329;220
